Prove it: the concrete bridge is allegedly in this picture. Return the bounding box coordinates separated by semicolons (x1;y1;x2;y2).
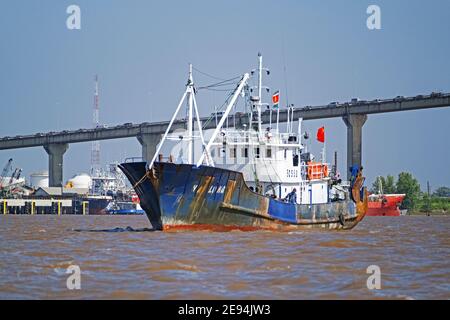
0;92;449;186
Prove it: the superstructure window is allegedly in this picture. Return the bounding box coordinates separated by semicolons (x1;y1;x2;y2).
255;147;260;158
242;148;248;158
266;148;272;158
230;147;237;158
293;154;299;167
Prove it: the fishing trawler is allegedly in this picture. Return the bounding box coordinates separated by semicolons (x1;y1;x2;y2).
120;54;368;231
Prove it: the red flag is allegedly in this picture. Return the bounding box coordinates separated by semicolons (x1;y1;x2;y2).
317;127;325;143
272;91;280;108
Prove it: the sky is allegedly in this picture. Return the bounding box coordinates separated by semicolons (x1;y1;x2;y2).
0;0;449;191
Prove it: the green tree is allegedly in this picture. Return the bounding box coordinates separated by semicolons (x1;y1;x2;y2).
371;175;396;194
433;186;450;198
396;172;421;210
384;175;396;194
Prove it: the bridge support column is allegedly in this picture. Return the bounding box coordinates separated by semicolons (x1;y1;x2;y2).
137;134;161;163
44;143;68;187
342;114;367;180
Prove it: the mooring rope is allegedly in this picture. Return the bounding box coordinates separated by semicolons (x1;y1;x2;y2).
132;170;151;189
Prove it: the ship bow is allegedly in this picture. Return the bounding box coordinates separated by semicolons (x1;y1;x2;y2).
119;162;163;230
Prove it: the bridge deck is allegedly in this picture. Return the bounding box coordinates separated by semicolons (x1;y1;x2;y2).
0;93;449;150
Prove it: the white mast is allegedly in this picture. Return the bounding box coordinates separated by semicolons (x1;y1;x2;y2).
197;73;250;167
192;93;212;166
257;53;263;134
148;91;186;170
287;107;290;134
148;65;209;170
378;176;384;195
187;63;194;164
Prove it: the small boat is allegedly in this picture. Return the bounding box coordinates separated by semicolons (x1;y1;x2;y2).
105;200;145;215
367;194;406;216
367;177;405;216
120;54;368;231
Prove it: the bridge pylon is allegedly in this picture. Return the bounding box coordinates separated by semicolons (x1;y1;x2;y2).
137;134;161;164
44;143;68;187
343;114;367;180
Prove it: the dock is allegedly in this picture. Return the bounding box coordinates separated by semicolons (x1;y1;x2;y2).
0;198;89;215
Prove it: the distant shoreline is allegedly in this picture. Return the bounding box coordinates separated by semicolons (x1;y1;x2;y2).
406;211;449;216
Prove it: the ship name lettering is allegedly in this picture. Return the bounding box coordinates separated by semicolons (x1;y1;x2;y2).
207;185;226;194
286;169;298;178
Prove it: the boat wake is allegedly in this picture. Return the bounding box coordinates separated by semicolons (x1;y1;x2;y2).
71;226;156;232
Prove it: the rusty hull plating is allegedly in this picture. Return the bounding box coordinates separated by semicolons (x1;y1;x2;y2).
119;162;368;231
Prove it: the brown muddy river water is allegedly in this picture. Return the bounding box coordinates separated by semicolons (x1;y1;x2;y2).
0;215;448;299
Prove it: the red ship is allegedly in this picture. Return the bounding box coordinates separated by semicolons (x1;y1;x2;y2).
367;193;405;216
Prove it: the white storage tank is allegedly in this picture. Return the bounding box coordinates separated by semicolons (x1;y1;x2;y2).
30;171;49;188
67;173;92;189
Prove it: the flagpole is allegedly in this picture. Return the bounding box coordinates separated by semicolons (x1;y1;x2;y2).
276;106;279;132
287;107;290;134
317;127;326;163
271;91;280;132
322;128;326;163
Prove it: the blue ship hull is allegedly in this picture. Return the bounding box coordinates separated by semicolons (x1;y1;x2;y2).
107;209;145;215
119;162;368;231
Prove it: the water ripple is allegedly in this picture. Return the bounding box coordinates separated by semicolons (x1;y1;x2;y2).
0;215;449;299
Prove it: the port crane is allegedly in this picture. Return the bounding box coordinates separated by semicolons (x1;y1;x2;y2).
0;158;13;189
9;168;22;185
0;158;24;198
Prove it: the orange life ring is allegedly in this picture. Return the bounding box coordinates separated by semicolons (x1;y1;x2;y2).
307;162;328;180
